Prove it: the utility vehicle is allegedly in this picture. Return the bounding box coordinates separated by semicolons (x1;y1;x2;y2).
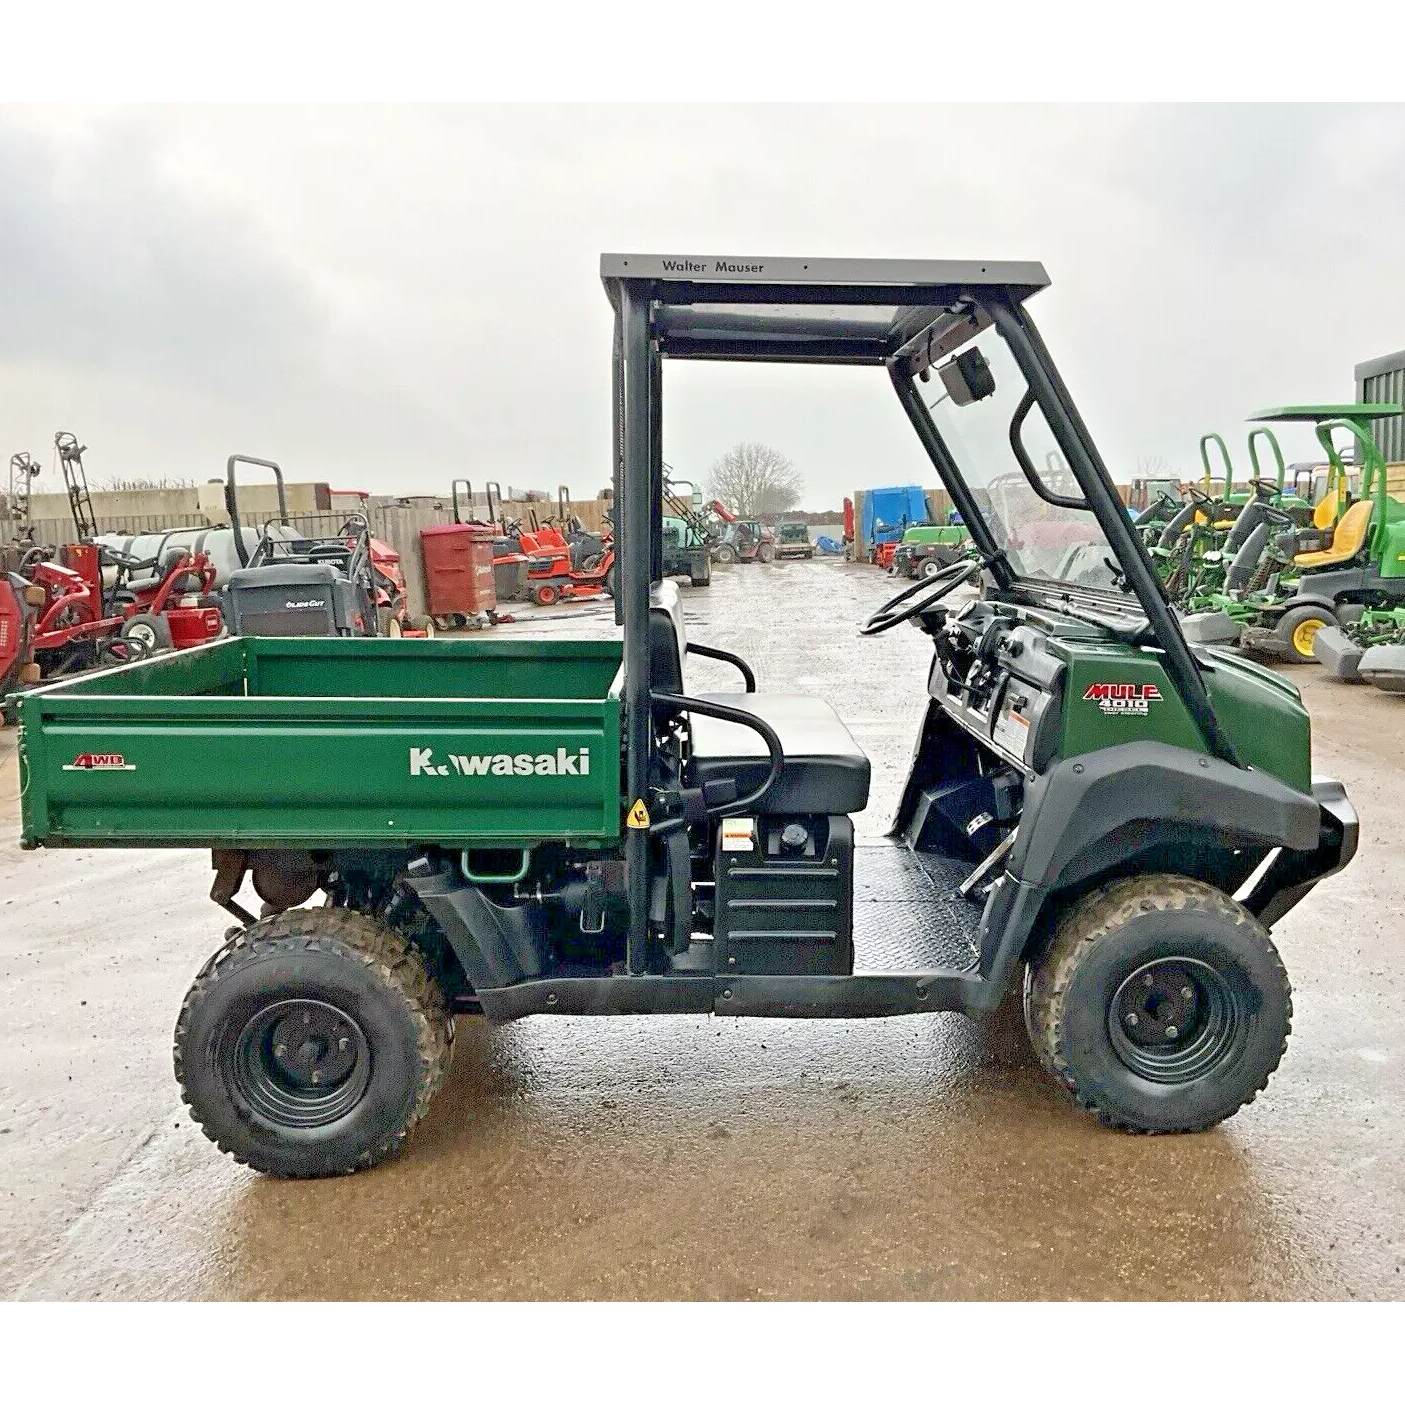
774;522;814;560
891;522;974;579
15;255;1358;1178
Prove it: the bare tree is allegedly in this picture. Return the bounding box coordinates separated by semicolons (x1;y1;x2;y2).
1135;454;1174;480
101;475;196;491
708;442;803;517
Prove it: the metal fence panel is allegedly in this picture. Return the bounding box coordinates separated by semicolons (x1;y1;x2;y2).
1356;349;1405;464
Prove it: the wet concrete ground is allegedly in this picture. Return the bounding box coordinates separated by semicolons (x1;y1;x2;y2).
1;558;1402;1300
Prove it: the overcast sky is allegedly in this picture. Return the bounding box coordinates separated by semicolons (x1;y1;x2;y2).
4;104;1404;510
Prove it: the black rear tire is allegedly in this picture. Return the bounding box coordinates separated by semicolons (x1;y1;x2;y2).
174;908;453;1177
1024;875;1291;1133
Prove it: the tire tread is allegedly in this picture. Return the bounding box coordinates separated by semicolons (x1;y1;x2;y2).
173;907;453;1176
1025;875;1291;1133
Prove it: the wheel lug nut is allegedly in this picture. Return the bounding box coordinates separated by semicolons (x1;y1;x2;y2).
1165;1025;1179;1038
310;1070;321;1084
1142;974;1154;987
1125;1012;1139;1026
1181;986;1194;1000
274;1044;287;1057
338;1037;349;1052
302;1012;311;1024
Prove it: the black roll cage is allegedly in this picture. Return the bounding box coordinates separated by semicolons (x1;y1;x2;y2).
602;255;1238;974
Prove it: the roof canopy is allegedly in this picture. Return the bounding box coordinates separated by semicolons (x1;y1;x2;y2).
1251;404;1404;422
600;254;1050;368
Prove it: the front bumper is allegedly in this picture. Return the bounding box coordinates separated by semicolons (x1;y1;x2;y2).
1241;776;1360;926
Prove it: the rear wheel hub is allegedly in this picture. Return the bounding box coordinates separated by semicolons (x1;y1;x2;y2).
233;998;371;1127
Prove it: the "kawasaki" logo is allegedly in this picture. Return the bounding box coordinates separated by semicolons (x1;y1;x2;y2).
409;746;591;778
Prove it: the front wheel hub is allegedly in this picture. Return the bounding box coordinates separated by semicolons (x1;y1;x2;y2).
1108;958;1246;1083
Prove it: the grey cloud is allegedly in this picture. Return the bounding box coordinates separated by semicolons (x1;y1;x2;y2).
2;105;1403;504
0;112;329;397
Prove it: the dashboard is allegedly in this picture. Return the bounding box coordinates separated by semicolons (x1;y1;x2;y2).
926;600;1067;775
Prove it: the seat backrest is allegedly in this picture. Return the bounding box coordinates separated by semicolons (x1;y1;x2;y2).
649;578;687;693
1328;499;1372;558
1313;495;1336;530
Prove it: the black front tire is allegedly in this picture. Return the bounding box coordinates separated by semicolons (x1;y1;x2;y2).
1024;875;1291;1133
174;909;453;1177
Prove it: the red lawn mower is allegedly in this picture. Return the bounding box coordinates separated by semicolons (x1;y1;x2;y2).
369;536;435;637
525;487;615;606
24;540;224;675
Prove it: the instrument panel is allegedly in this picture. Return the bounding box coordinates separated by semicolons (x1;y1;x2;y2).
929;604;1066;774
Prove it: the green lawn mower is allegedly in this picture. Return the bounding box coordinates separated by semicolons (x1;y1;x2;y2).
890;521;974;578
1313;605;1405;688
1180;407;1403;662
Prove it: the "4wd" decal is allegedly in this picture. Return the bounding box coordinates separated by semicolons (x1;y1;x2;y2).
62;752;137;772
1083;682;1162;717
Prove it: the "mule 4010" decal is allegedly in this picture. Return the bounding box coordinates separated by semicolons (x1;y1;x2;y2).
1083;682;1162;717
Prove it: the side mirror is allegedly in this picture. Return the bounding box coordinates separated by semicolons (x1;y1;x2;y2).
938;347;996;406
692;489;704;507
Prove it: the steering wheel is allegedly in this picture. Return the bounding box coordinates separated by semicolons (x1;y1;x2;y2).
99;547;155;573
860;558;981;636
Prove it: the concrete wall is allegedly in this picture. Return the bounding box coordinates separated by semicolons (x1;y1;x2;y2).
27;480;334;527
29;486;203;520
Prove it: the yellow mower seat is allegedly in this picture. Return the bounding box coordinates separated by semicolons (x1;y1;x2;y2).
1312;495;1338;530
1294;499;1372;568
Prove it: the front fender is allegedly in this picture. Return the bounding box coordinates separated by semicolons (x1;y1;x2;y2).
1009;742;1321;894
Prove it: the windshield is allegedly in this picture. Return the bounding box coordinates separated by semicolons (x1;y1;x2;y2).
920;323;1122;594
778;524;807;540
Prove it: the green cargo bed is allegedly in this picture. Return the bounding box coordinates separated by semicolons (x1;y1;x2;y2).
16;636;624;849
